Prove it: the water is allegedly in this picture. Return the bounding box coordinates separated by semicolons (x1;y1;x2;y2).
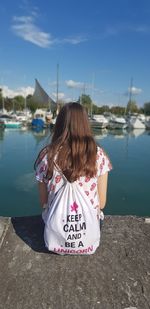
0;127;150;217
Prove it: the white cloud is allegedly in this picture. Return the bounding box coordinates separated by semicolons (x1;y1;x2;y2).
65;80;105;97
130;25;150;34
11;15;87;48
52;92;73;103
101;23;150;39
65;80;84;89
128;86;142;95
64;97;72;103
60;36;87;45
0;85;34;98
52;92;65;100
105;26;119;36
12;15;51;48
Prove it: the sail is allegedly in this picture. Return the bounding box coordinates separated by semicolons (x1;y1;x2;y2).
32;79;56;111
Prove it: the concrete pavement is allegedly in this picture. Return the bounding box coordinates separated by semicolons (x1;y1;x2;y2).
0;215;150;309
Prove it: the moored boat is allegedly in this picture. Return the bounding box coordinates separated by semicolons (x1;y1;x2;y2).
0;114;22;128
4;120;22;128
128;116;145;129
31;118;45;129
92;115;108;129
145;119;150;129
108;116;127;129
0;119;5;128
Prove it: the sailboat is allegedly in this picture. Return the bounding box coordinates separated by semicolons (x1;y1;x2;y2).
127;115;145;129
126;78;145;129
0;114;22;128
145;117;150;129
88;74;109;129
108;115;127;129
0;97;22;128
90;114;108;129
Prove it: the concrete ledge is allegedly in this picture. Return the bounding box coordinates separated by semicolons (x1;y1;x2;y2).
0;217;10;249
0;215;150;309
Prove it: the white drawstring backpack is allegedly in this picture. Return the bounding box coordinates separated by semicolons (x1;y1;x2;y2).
42;166;100;255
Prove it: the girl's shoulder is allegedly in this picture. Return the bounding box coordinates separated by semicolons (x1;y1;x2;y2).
35;147;49;183
34;146;48;170
96;145;112;176
96;145;107;157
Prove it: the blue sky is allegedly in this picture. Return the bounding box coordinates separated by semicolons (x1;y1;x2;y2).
0;0;150;107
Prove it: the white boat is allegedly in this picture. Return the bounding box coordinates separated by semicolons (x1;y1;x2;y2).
145;119;150;129
138;114;146;124
0;114;22;128
4;120;22;128
1;119;22;128
92;115;108;129
45;110;53;123
108;116;127;129
16;111;32;122
34;109;46;121
0;108;8;115
8;111;18;119
128;116;145;129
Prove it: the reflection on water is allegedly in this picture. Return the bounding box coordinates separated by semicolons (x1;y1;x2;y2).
94;128;146;140
0;127;150;217
0;128;4;141
108;129;128;139
94;129;108;140
32;128;51;146
14;172;36;192
128;129;145;138
94;128;128;140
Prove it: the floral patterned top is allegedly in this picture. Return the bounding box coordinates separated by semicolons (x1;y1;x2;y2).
35;146;112;209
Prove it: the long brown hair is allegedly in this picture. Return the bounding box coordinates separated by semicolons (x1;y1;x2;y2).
37;103;97;182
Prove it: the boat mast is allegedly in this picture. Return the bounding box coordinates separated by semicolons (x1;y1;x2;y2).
48;97;51;111
25;96;27;111
91;73;95;117
2;96;4;112
80;91;82;105
0;88;5;112
2;96;5;112
56;63;59;112
129;77;133;104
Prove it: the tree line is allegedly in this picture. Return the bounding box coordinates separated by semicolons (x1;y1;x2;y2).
0;90;48;113
0;89;150;115
78;94;150;115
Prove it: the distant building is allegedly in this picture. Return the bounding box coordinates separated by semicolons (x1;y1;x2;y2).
32;79;56;112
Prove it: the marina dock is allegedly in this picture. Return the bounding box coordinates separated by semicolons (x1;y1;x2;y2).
0;215;150;309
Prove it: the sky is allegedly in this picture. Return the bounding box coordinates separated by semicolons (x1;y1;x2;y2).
0;0;150;107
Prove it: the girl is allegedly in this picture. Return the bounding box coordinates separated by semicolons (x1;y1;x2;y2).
35;102;112;252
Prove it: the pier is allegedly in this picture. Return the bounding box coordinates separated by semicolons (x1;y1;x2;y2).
0;215;150;309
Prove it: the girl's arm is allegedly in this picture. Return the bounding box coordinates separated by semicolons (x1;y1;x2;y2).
38;182;48;208
97;172;108;209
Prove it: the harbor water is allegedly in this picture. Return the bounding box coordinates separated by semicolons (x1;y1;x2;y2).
0;127;150;217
